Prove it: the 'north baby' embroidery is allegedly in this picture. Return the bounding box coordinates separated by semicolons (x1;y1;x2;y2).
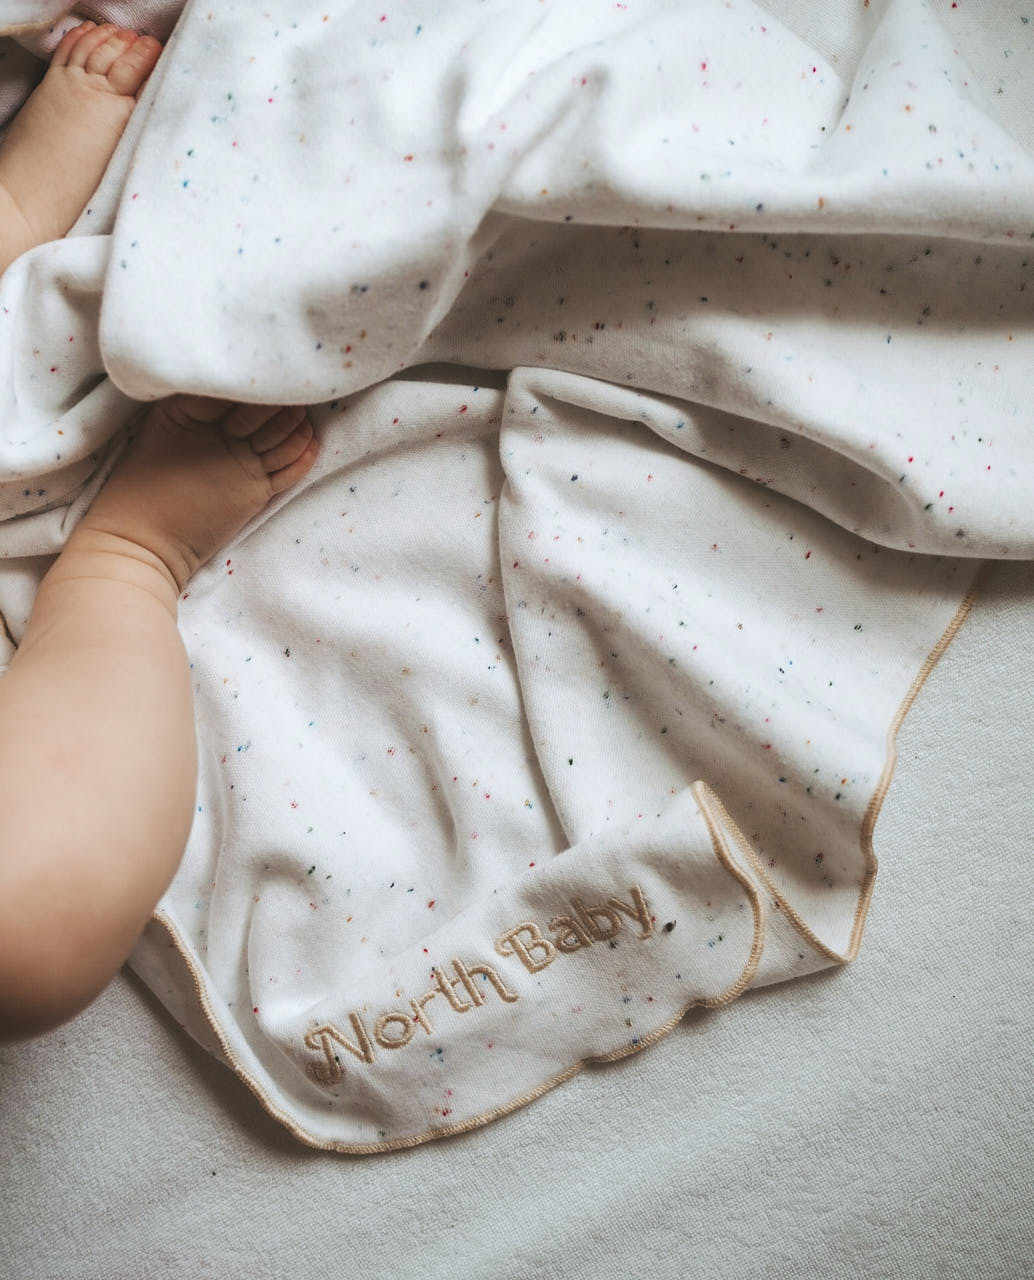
303;886;654;1084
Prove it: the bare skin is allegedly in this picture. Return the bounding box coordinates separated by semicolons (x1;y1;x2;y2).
0;20;162;273
0;23;320;1039
0;399;319;1039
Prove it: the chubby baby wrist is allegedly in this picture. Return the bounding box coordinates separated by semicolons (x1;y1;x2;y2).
48;521;187;611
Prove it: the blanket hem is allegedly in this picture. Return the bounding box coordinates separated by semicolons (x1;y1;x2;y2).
139;573;981;1153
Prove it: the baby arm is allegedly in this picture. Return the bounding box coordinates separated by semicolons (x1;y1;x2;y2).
0;398;318;1040
0;527;197;1037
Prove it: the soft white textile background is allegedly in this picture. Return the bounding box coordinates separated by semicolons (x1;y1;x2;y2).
1;559;1031;1278
0;0;1032;1258
0;0;1030;1150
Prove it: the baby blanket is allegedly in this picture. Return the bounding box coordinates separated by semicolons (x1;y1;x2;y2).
0;0;1030;1152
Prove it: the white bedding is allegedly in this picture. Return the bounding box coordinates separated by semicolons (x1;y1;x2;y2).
0;0;1031;1165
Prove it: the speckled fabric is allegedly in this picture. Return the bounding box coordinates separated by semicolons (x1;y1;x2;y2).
0;0;1030;1150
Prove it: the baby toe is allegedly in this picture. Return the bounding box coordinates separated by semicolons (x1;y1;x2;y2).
106;34;162;98
250;406;309;454
66;22;121;70
267;434;320;495
220;403;288;440
49;21;96;68
260;418;314;475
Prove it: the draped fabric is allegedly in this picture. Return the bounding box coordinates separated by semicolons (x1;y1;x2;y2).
0;0;1028;1150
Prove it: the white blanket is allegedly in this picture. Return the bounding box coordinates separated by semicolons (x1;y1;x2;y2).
0;0;1029;1152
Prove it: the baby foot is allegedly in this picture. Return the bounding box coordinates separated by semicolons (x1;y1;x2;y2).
79;397;320;593
0;21;162;270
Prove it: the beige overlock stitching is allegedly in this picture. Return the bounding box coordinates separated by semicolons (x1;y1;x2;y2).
144;572;984;1153
150;900;757;1155
847;573;982;958
690;782;767;1007
692;573;983;968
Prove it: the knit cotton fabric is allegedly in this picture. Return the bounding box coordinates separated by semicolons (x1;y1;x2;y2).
0;0;1029;1150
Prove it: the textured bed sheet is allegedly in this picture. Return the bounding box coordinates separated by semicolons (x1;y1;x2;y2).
1;0;1033;1269
1;557;1031;1278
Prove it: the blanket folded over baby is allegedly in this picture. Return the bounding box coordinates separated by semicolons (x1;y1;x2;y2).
0;0;1029;1150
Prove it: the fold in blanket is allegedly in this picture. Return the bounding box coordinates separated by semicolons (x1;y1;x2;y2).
0;0;1027;1150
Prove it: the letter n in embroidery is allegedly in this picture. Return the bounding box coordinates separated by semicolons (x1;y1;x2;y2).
304;1015;375;1085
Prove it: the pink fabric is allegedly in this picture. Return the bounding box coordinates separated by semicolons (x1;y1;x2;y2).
0;0;183;126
